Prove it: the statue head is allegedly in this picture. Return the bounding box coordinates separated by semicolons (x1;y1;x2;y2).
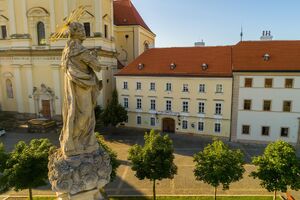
68;22;86;41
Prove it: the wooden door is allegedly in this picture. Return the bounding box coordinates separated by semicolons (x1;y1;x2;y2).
42;100;51;118
163;118;175;133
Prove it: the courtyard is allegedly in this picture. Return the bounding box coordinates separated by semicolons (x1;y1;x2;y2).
0;127;299;199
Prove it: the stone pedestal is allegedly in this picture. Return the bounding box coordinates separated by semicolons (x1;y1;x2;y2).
48;147;111;200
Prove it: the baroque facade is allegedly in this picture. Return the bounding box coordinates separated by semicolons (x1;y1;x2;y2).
115;41;300;144
0;0;155;119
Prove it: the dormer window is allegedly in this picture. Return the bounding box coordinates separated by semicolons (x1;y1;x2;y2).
138;63;144;70
263;53;270;61
170;63;176;70
202;63;208;70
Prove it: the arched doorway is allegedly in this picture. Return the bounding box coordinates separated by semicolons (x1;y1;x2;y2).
162;118;175;133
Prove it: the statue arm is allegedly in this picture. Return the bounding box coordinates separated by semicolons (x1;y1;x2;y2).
80;50;102;72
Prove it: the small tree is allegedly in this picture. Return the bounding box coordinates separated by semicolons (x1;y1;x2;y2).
0;143;9;192
0;139;54;200
194;139;245;200
128;130;177;200
95;133;120;181
250;141;300;200
102;89;128;127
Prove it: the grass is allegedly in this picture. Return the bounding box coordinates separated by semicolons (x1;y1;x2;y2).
109;197;280;200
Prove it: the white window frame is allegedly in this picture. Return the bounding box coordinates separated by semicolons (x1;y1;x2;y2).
215;103;222;115
198;101;205;114
182;84;189;92
123;81;128;89
136;82;142;90
182;101;189;112
166;83;172;91
198;121;204;132
182;120;188;129
136;116;142;125
150;82;156;91
166;100;172;111
136;98;142;109
216;84;223;93
123;97;128;108
199;84;205;93
214;122;221;133
150;99;156;110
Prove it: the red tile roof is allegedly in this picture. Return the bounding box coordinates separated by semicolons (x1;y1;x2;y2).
113;0;153;33
233;41;300;71
115;46;233;77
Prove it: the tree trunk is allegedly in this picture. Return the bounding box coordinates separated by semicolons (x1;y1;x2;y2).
214;187;217;200
29;188;33;200
153;179;156;200
273;190;277;200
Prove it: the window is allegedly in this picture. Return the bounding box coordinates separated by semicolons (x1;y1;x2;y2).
263;100;271;111
83;22;91;37
242;125;250;135
182;120;188;129
123;98;128;108
182;84;189;92
123;81;128;89
6;79;13;99
198;102;205;114
198;122;204;132
0;25;7;39
214;123;221;133
283;101;292;112
136;82;142;90
166;100;172;111
37;21;46;45
136;98;142;109
243;100;252;110
104;24;108;38
166;83;172;91
264;78;273;88
215;103;222;115
262;126;270;136
150;99;156;110
216;84;223;93
150;117;156;126
199;84;205;93
144;42;149;51
285;79;294;88
281;127;289;137
244;78;253;87
150;82;155;91
137;116;141;125
182;101;189;112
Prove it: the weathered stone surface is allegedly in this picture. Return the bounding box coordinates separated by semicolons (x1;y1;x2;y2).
48;148;111;195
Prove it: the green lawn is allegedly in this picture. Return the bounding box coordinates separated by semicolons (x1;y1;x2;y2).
109;197;280;200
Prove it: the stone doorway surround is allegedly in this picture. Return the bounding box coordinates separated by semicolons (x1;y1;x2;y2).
33;84;55;119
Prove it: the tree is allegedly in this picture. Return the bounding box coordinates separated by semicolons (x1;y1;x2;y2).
0;139;54;200
102;89;128;127
0;143;9;192
250;141;300;200
95;133;120;181
193;139;245;200
128;130;177;200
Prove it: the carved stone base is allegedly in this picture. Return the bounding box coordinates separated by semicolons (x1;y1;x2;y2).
48;147;112;199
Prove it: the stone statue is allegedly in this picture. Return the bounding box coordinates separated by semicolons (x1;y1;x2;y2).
48;17;111;200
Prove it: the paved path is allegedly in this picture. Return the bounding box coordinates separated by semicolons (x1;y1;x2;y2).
1;127;299;199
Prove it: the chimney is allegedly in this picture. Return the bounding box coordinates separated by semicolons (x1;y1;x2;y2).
195;40;205;47
260;30;273;41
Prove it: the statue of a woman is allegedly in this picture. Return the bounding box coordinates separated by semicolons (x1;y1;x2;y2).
60;22;103;157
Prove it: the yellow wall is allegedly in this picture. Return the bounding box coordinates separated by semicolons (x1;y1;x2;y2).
116;76;232;138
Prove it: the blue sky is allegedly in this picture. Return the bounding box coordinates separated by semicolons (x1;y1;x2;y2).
131;0;300;47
